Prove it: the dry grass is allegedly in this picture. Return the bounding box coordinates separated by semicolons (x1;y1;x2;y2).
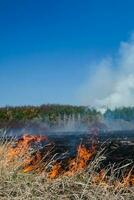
0;141;134;200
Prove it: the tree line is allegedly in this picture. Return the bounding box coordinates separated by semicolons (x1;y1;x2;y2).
0;104;100;128
1;105;134;129
104;107;134;121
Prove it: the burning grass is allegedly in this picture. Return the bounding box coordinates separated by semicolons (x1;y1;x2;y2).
0;134;134;200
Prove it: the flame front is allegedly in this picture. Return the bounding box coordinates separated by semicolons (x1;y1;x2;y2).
5;134;47;172
4;134;97;178
64;144;95;176
2;133;134;188
48;163;62;178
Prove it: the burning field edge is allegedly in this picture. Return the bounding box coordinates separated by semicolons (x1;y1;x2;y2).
0;132;134;200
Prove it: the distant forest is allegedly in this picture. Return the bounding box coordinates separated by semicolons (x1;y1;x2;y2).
104;107;134;121
0;105;134;129
0;104;100;128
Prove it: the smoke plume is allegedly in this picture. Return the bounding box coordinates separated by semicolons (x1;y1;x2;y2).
79;34;134;111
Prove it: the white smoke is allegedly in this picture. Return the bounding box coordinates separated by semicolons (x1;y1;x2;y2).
79;34;134;111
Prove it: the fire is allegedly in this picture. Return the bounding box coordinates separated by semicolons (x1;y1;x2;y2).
5;134;47;172
48;163;62;179
23;152;42;173
3;133;97;178
1;133;134;188
65;145;95;176
48;143;97;178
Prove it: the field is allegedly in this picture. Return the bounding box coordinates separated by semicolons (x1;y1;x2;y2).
0;130;134;200
0;105;134;199
0;157;134;200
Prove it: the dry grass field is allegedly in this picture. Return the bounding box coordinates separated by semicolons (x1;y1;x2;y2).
0;139;134;200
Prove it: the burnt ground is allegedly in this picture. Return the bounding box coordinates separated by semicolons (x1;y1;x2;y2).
0;130;134;173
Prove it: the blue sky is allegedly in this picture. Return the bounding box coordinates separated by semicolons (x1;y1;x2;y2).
0;0;134;106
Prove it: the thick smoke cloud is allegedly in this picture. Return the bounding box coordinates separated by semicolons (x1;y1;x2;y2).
79;34;134;111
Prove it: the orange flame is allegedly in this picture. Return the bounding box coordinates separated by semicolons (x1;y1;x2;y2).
48;144;97;178
48;163;62;179
65;145;95;176
6;134;47;172
4;134;97;178
2;133;134;188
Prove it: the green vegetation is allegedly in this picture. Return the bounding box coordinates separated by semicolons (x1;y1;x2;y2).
1;105;134;129
0;104;100;128
104;107;134;121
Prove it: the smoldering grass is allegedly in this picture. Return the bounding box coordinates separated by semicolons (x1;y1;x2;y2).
0;139;134;200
